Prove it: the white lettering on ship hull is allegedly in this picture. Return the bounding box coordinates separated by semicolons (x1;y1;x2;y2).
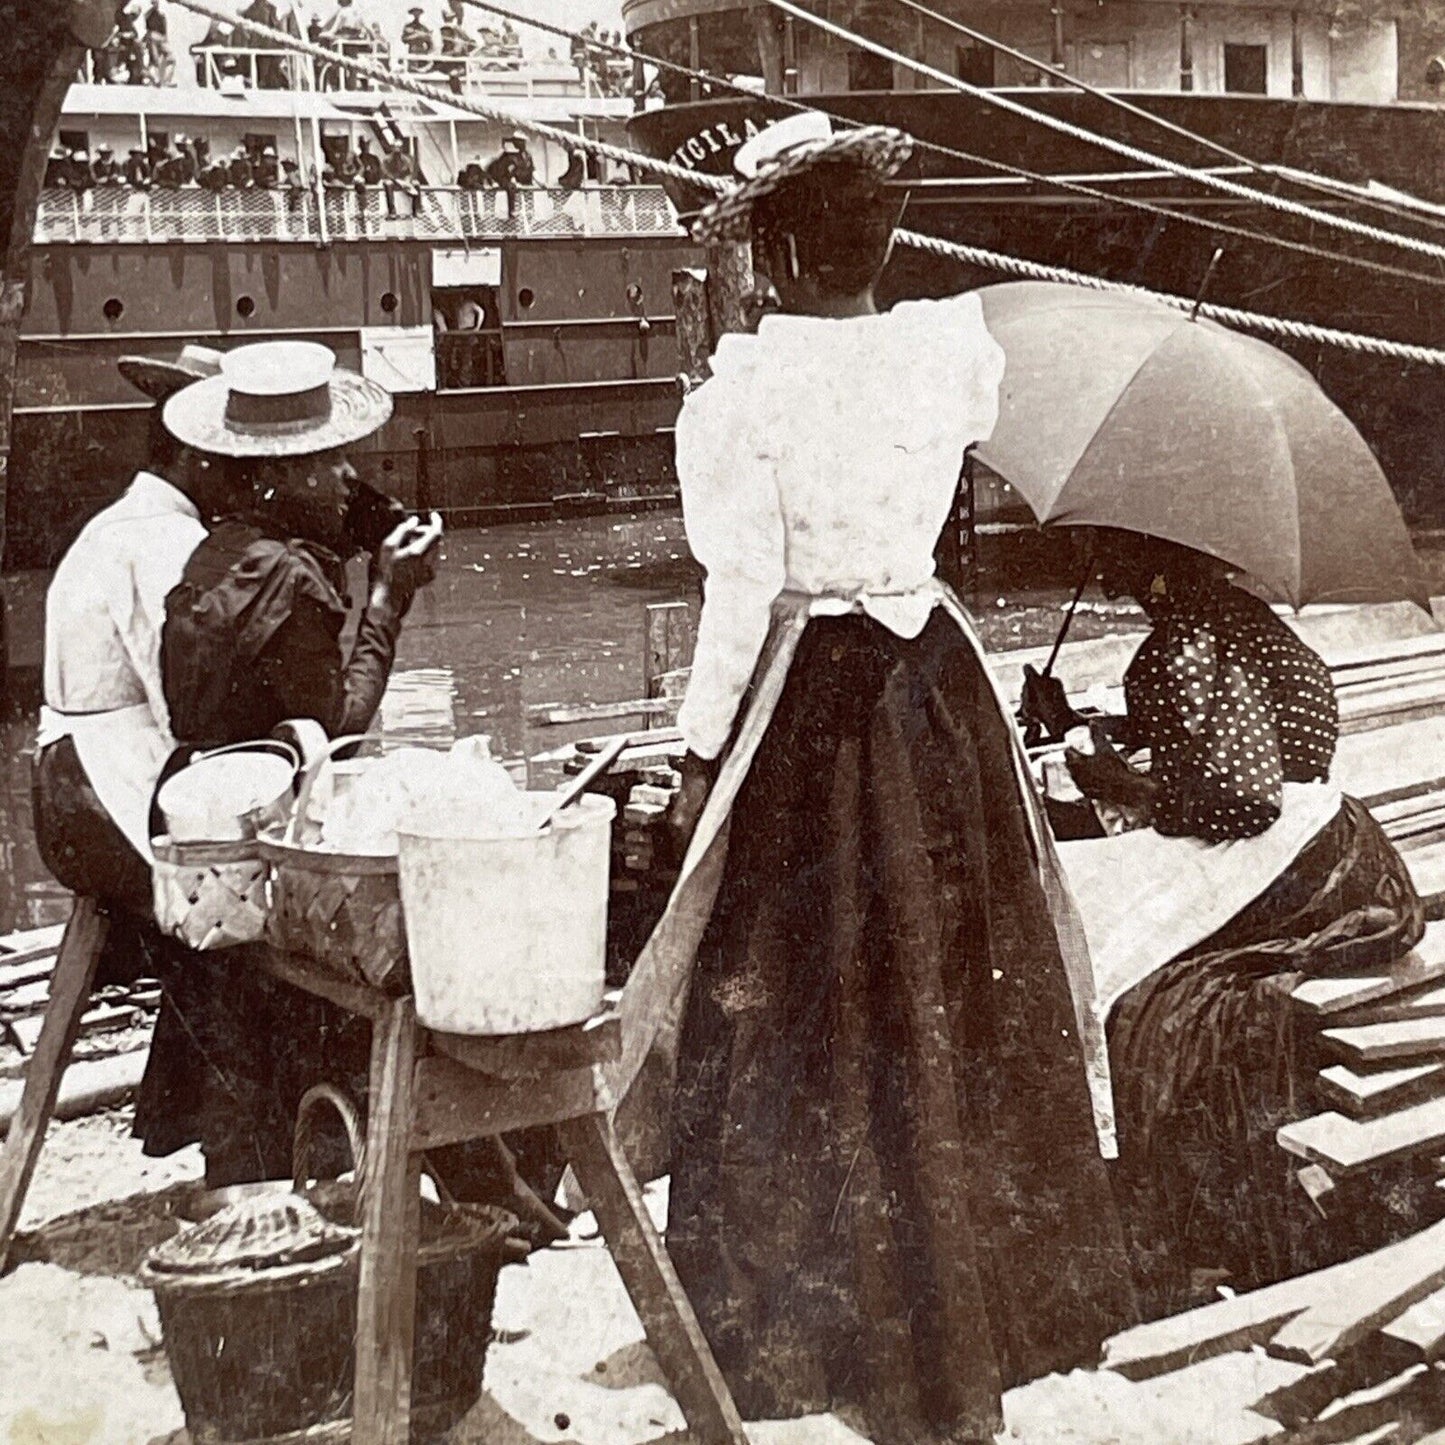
668;115;768;173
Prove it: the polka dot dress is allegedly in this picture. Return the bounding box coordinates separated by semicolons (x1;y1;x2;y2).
1124;581;1338;842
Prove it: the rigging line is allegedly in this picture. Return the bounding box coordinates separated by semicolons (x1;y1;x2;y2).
162;0;1445;358
768;0;1445;267
896;226;1445;365
168;0;722;191
458;0;1445;291
890;0;1445;240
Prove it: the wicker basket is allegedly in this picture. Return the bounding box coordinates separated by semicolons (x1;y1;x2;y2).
152;835;271;952
256;734;409;992
144;1087;520;1444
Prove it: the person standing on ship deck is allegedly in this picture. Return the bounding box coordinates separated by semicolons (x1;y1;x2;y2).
650;112;1137;1444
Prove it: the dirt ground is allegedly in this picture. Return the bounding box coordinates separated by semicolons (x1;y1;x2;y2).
0;1109;1321;1445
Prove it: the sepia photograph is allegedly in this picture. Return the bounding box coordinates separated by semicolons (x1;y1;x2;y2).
2;0;1445;1441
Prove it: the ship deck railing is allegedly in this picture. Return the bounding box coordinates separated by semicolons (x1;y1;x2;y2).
76;44;617;101
33;183;683;245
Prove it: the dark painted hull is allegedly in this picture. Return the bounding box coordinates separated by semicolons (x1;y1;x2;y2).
9;231;695;569
629;91;1445;519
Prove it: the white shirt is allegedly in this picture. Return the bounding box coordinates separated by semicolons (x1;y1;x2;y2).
39;470;207;859
675;292;1007;760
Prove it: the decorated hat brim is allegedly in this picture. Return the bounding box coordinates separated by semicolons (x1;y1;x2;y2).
691;126;913;246
162;370;394;457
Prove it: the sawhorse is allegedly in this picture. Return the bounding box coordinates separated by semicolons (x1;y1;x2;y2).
0;899;746;1445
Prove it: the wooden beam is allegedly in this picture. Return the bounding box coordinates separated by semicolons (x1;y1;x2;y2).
410;1055;603;1149
1319;1061;1445;1121
1324;1018;1445;1067
1267;1219;1445;1363
1337;983;1445;1029
1380;1284;1445;1365
1290;927;1445;1017
1279;1099;1445;1174
431;1003;620;1079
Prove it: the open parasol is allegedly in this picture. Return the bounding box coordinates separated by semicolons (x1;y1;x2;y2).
973;280;1430;611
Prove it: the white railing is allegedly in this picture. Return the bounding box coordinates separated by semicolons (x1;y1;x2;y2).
33;184;683;245
76;43;619;100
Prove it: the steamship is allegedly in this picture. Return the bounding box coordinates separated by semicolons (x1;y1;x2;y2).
624;0;1445;520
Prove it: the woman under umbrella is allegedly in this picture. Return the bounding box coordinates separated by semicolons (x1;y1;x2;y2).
1022;529;1427;1317
652;112;1137;1443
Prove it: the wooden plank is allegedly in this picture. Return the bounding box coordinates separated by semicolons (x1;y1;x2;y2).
559;1112;748;1445
0;1049;147;1131
0;926;66;963
259;950;387;1023
1402;842;1445;920
1268;1219;1445;1363
1291;927;1445;1017
1319;1062;1445;1120
532;697;675;727
409;1056;603;1150
1337;984;1445;1029
1102;1246;1389;1379
1251;1351;1403;1428
1279;1100;1445;1174
432;1003;620;1079
9;1003;139;1055
0;956;57;994
1324;1018;1445;1066
1380;1283;1445;1364
0;901;106;1271
353;995;421;1445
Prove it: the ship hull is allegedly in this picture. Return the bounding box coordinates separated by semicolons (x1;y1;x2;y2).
10;229;695;571
629;91;1445;520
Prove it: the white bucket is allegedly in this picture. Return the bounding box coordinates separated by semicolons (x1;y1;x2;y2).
396;792;616;1035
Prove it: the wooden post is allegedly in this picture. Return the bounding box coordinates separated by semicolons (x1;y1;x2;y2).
672;266;712;390
1291;10;1305;96
688;15;702;100
754;6;786;94
703;242;755;343
1050;2;1066;80
1180;6;1195;91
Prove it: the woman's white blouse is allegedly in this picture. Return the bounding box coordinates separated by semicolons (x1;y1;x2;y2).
675;292;1007;760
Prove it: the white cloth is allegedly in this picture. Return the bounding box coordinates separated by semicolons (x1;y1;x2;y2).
674;292;1007;760
1058;781;1345;1018
38;470;206;861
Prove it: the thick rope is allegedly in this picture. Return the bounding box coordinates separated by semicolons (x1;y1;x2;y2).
460;0;1445;292
166;0;1445;365
890;0;1445;241
769;0;1445;269
899;227;1445;363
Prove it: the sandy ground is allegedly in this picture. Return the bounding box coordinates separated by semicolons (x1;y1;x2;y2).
0;1110;1324;1445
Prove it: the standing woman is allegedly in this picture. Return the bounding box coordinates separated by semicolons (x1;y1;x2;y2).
654;114;1137;1444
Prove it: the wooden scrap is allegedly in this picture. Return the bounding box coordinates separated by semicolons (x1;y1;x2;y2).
1403;843;1445;921
1319;1062;1445;1121
1325;1019;1445;1067
1381;1286;1445;1365
1339;985;1445;1029
1278;1100;1445;1174
9;1004;140;1056
1243;1367;1431;1445
1292;928;1445;1018
1268;1219;1445;1363
1251;1350;1403;1428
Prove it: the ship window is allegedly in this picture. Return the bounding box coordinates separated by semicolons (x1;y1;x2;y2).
1224;43;1268;94
847;49;894;91
236;295;256;318
380;291;399;314
518;287;536;310
244;132;278;158
58;130;89;155
956;42;995;87
102;297;123;321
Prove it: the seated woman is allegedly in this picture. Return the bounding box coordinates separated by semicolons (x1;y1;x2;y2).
1025;528;1426;1316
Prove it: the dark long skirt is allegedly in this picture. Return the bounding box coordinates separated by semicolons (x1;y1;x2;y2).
668;612;1138;1445
1108;797;1431;1320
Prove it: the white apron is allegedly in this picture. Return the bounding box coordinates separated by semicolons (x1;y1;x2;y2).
38;702;176;865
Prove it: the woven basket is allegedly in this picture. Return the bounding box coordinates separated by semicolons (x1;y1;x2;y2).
256;734;409;991
153;835;271;952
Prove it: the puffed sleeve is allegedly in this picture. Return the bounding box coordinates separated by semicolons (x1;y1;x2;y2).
674;362;787;761
1145;623;1285;841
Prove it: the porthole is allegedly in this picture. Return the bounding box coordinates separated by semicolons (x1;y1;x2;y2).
102;297;123;321
518;287;535;309
236;295;256;318
380;291;399;314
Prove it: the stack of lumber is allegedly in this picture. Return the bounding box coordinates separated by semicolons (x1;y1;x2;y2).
1275;922;1445;1185
1100;1218;1445;1444
0;923;159;1130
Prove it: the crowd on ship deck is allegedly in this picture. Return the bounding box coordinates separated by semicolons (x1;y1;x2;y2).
82;0;639;96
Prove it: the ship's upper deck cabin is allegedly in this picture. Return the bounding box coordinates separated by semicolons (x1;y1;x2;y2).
41;3;680;248
622;0;1412;109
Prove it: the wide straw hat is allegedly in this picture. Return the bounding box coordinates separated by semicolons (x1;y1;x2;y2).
118;342;225;403
690;112;913;245
162;341;393;458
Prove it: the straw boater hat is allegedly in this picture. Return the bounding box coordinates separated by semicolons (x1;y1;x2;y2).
118;342;224;403
690;111;912;246
162;341;393;458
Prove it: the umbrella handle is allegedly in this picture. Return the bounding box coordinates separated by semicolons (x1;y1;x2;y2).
1190;247;1226;322
1043;563;1094;678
